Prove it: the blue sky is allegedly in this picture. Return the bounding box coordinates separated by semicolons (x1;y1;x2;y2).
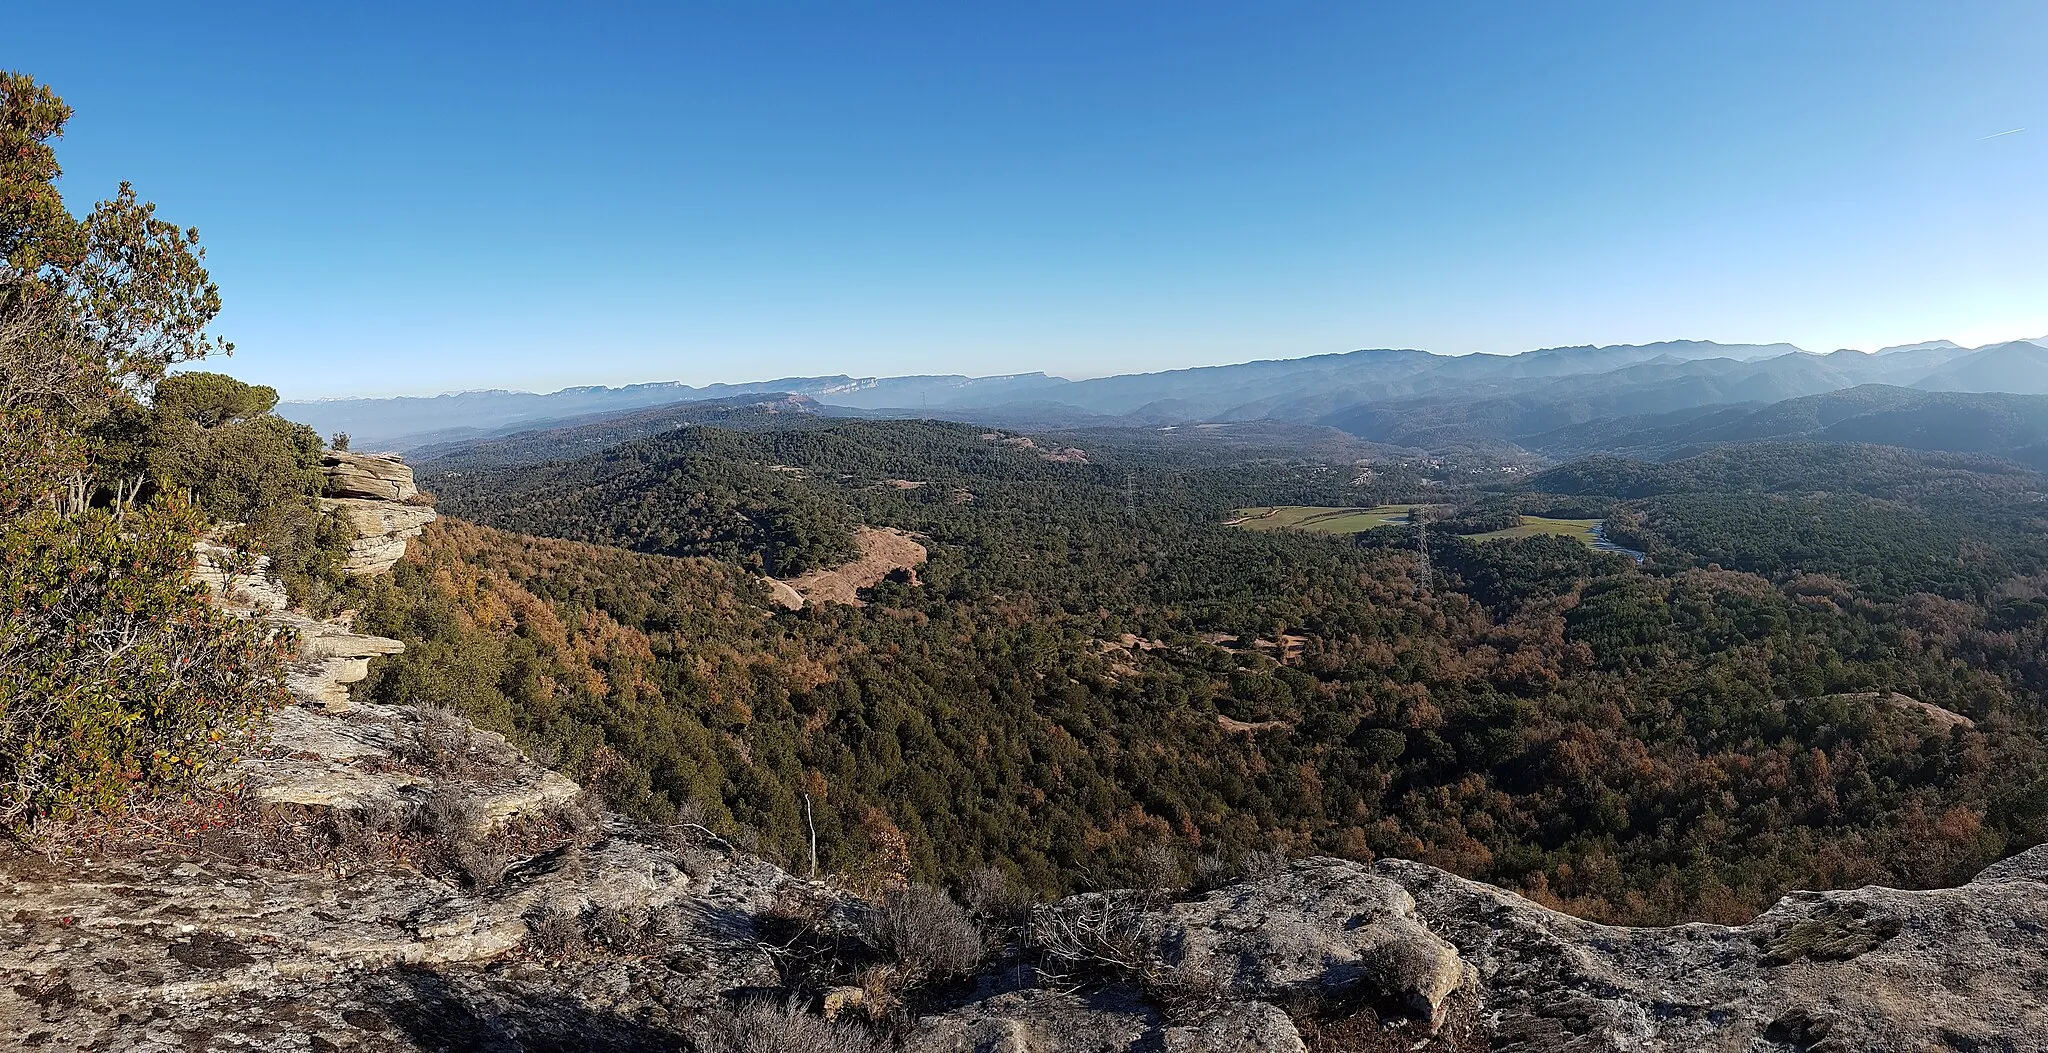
15;1;2046;398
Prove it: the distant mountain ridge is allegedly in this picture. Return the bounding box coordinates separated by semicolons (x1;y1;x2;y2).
409;393;831;470
281;373;1066;448
280;340;1806;448
1527;384;2048;469
1913;340;2048;395
279;336;2048;454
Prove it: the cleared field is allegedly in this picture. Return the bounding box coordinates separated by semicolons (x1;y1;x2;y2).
1227;504;1416;533
1464;516;1602;543
1227;507;1634;556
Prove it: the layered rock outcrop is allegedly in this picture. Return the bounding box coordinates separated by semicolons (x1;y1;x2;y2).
323;450;422;502
321;451;438;577
192;450;432;710
323;497;438;577
274;610;406;710
194;538;397;711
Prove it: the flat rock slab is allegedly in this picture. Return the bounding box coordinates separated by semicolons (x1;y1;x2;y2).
239;702;580;829
1378;845;2048;1052
910;990;1310;1053
240;704;430;811
0;836;696;1053
1157;858;1469;1022
323;452;420;502
1026;858;1468;1029
911;988;1166;1053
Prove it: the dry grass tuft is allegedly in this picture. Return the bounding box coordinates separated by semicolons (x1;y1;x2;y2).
698;999;888;1053
863;883;984;985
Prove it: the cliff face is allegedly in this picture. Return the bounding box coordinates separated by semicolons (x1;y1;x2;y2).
3;466;2043;1051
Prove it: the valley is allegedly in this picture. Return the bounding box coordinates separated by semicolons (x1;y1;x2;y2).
8;23;2048;1048
308;410;2048;930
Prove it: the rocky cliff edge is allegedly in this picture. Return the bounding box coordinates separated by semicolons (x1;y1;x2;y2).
6;801;2042;1051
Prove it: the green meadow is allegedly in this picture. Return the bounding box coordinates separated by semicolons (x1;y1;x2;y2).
1230;507;1611;549
1464;516;1602;542
1227;505;1417;533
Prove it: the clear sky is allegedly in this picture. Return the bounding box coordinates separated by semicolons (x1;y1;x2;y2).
14;1;2046;398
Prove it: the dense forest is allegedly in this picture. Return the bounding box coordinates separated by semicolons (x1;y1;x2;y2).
1522;443;2048;599
341;419;2048;924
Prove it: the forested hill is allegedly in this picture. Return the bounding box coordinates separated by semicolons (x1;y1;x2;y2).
406;392;829;466
1518;441;2044;502
1511;442;2048;600
1526;385;2048;466
367;420;2048;925
422;417;1414;584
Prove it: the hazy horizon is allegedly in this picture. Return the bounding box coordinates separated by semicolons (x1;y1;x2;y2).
272;331;2048;403
17;1;2045;400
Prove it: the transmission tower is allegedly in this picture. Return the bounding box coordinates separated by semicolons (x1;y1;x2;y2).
1124;471;1138;524
1413;507;1431;593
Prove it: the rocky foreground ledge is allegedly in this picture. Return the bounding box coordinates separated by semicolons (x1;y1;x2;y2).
915;847;2048;1053
2;691;2043;1053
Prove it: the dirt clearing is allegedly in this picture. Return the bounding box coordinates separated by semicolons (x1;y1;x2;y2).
768;526;928;610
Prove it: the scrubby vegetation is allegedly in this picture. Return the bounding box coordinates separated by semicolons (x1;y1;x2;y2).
698;1000;889;1053
862;883;985;985
0;503;288;824
0;73;330;827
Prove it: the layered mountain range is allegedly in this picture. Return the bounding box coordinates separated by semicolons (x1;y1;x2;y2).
283;336;2048;457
